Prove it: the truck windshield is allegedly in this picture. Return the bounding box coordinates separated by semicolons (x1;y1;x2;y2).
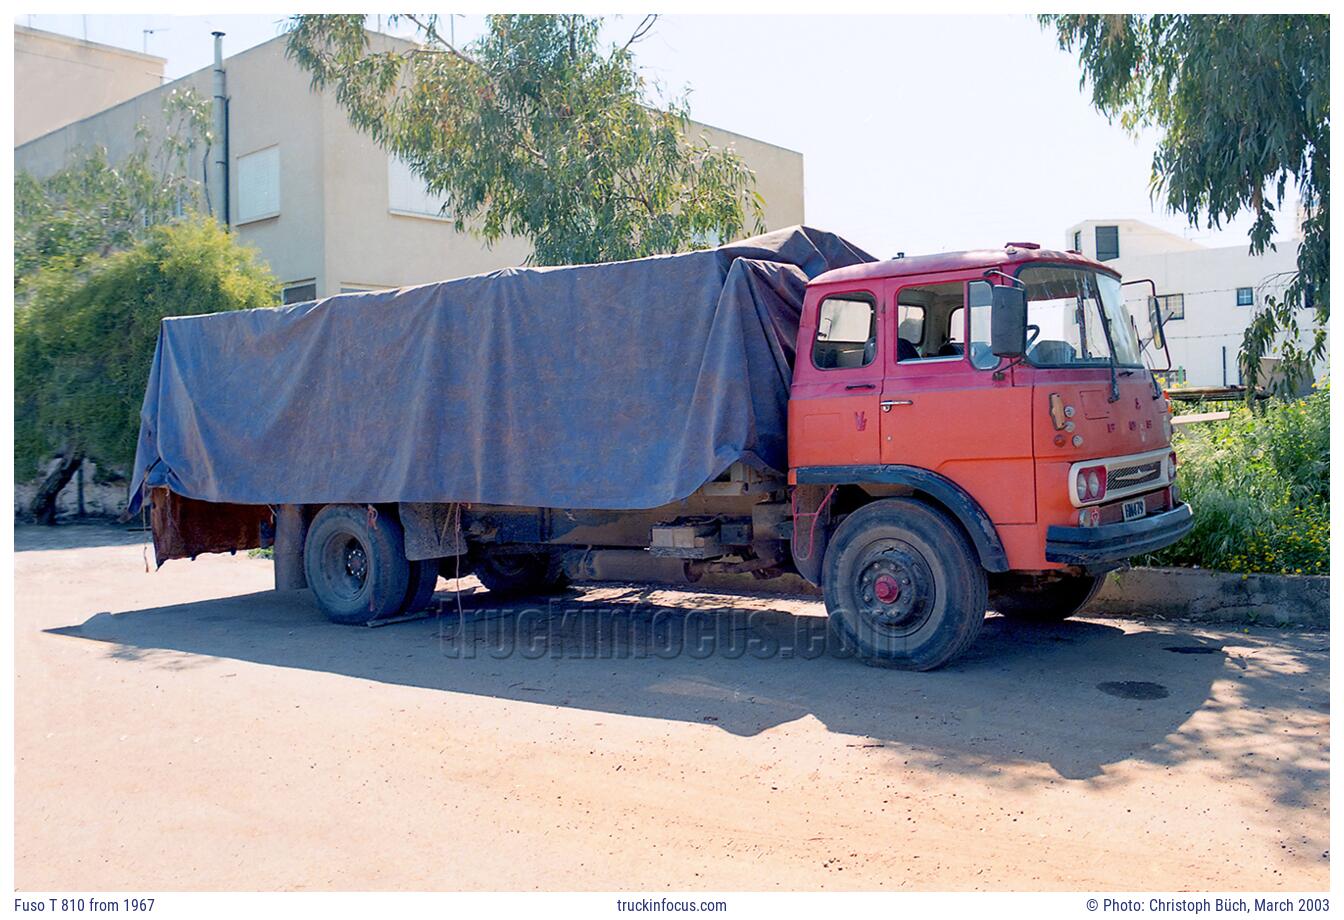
1018;265;1144;368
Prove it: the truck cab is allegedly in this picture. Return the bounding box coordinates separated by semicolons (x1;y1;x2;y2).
786;243;1192;667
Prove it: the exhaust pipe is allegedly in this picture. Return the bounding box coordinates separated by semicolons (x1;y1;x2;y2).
210;31;228;224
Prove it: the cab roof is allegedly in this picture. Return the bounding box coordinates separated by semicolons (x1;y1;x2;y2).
810;246;1114;287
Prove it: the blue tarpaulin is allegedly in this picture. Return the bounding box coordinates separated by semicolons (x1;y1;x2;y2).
129;226;872;514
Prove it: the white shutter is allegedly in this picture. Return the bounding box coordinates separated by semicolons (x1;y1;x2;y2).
388;155;450;219
237;146;280;223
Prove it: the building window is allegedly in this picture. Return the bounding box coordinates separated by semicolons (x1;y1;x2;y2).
813;293;876;370
1095;225;1119;261
282;281;317;305
339;284;393;294
1236;286;1254;306
1072;230;1081;252
388;156;451;219
1156;292;1184;322
236;146;280;224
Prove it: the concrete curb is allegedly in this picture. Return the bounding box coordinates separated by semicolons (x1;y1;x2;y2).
571;551;1329;630
1089;566;1329;629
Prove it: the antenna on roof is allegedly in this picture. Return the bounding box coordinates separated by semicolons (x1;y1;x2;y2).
143;27;169;54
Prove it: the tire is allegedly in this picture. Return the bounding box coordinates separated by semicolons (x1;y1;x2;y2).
304;504;411;625
400;559;441;615
821;498;987;670
473;549;569;597
990;573;1104;622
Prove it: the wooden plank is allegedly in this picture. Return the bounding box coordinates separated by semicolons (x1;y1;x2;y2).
1172;411;1232;426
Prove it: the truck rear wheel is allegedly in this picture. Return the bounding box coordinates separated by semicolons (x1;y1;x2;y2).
821;498;987;670
990;573;1104;622
304;504;411;624
473;549;569;598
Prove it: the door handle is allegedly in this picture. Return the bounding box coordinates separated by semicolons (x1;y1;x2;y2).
880;399;913;412
845;383;876;391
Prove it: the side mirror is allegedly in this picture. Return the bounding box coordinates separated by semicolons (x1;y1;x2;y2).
1148;295;1166;350
990;285;1028;357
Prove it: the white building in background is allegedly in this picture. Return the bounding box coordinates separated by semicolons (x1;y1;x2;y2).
14;25;166;146
1064;218;1320;388
16;29;804;306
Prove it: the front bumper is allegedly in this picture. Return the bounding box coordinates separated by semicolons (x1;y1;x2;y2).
1045;502;1193;566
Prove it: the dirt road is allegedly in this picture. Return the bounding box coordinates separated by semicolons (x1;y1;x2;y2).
14;524;1329;891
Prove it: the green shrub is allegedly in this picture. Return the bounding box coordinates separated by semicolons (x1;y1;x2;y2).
1145;382;1330;574
15;217;278;479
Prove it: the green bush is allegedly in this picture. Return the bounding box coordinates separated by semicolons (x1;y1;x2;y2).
15;217;278;479
1145;382;1330;575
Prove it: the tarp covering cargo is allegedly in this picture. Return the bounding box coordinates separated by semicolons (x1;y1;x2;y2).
129;226;873;515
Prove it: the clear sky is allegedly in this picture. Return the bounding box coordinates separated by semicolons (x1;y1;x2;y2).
19;12;1285;260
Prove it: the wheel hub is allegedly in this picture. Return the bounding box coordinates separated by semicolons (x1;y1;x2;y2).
344;543;368;581
857;544;933;634
873;573;901;604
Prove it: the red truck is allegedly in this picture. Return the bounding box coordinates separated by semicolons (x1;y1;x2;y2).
132;233;1191;670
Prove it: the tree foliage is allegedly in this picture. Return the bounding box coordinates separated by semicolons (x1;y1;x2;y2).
14;88;214;292
286;14;764;265
15;218;278;479
1041;14;1329;393
13;86;237;515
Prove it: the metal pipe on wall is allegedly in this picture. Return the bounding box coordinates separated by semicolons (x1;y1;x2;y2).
210;31;229;225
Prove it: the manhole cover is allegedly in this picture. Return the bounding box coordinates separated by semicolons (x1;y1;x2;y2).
1097;680;1170;700
1165;646;1221;655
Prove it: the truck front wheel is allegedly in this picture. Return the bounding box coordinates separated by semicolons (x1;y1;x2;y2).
473;549;569;598
821;499;987;670
304;504;411;624
989;573;1105;622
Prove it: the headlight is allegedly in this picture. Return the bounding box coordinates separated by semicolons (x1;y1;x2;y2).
1166;451;1178;482
1074;464;1108;504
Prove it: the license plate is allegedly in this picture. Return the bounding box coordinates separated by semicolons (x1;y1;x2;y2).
1122;498;1147;522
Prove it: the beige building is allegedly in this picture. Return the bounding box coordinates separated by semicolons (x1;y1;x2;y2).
15;30;805;303
14;25;165;146
1064;218;1320;388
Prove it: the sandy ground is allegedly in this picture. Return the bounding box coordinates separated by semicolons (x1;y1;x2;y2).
13;523;1329;891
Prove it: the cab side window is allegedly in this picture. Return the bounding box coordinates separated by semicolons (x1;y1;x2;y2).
896;281;963;361
813;293;877;369
897;306;925;361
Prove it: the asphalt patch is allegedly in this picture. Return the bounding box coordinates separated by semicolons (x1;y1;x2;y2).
1097;680;1170;700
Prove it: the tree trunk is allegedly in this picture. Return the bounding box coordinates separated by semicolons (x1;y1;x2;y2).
30;451;84;525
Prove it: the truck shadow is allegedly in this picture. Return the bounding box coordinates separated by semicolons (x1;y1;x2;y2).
15;521;150;552
48;582;1327;806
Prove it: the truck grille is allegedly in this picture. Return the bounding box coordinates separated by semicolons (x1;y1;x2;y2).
1107;460;1162;492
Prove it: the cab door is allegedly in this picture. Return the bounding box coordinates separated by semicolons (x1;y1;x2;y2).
788;286;884;469
879;276;1036;524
